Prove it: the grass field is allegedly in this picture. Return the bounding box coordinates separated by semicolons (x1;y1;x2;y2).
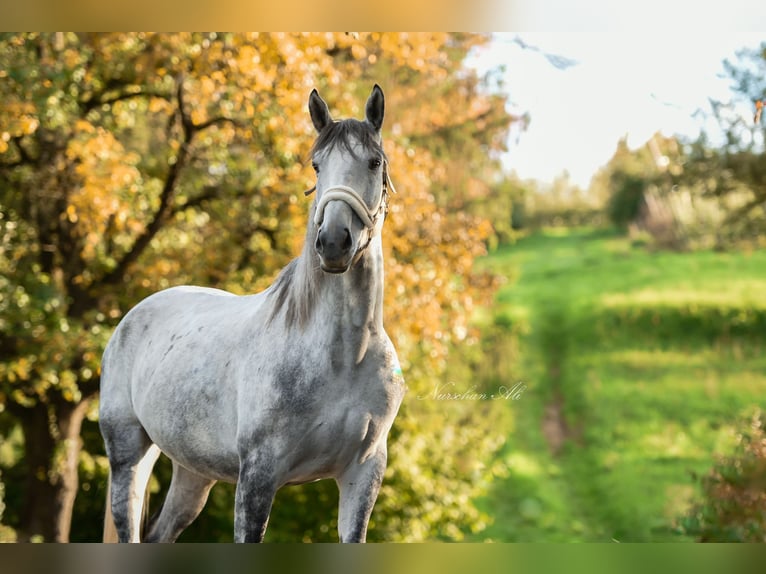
469;227;766;542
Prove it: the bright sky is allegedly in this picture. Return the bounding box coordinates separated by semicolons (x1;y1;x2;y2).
468;33;765;189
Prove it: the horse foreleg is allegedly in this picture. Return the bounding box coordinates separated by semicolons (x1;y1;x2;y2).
233;454;277;542
143;462;216;543
336;447;387;543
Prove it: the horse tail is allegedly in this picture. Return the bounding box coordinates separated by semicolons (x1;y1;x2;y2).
103;472;118;543
102;471;153;543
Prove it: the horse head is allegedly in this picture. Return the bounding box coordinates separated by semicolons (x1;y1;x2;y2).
308;85;392;274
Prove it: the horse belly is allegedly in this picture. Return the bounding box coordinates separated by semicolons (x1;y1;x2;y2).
132;345;242;482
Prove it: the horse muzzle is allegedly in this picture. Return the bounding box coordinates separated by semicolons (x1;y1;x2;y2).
314;198;359;273
313;184;385;274
315;222;355;273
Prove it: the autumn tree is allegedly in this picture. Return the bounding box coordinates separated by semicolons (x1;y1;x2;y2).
0;31;323;542
0;32;518;541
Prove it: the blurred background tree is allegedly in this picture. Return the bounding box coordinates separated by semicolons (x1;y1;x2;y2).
0;32;519;541
590;42;766;251
501;42;766;253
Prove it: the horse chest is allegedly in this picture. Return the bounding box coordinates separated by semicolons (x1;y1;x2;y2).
239;357;402;484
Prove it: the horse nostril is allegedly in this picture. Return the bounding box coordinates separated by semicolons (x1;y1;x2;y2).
315;226;352;262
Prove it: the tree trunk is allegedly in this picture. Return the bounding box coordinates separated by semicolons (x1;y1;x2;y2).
14;398;90;542
52;399;90;542
16;402;56;542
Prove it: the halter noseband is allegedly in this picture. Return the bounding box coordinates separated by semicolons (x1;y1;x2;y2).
310;162;395;233
314;185;383;229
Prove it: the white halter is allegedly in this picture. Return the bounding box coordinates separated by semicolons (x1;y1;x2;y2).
311;161;395;237
314;185;381;229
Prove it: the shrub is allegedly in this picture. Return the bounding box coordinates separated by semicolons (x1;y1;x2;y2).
680;410;766;542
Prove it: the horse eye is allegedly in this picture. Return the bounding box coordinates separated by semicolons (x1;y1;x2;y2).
311;161;320;174
368;157;382;170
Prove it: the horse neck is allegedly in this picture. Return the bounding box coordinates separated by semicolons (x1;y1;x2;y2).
287;221;384;367
307;233;385;331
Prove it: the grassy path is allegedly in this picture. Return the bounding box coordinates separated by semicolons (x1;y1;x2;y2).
470;227;766;541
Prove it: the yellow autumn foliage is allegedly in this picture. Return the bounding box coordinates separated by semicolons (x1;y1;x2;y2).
1;32;518;541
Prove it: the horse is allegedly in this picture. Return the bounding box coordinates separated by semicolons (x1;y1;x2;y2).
99;84;405;543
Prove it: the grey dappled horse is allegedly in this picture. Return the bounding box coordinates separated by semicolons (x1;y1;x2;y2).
99;85;405;543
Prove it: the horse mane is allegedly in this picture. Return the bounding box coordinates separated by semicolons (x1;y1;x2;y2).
268;247;320;328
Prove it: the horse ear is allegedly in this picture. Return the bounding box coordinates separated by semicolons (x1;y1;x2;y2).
365;84;385;132
309;89;332;133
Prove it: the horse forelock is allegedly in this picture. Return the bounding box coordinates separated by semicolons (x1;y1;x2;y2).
310;119;386;162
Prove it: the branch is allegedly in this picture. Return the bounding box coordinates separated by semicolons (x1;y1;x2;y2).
0;136;35;169
170;185;221;214
97;78;240;286
0;332;18;361
75;375;101;402
723;190;766;226
81;88;171;113
177;77;194;143
171;185;256;216
177;81;239;135
79;76;172;114
99;80;192;286
193;116;241;132
0;158;24;170
14;136;33;163
99;150;186;286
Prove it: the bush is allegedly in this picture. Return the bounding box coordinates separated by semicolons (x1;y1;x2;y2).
606;172;646;229
680;410;766;542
